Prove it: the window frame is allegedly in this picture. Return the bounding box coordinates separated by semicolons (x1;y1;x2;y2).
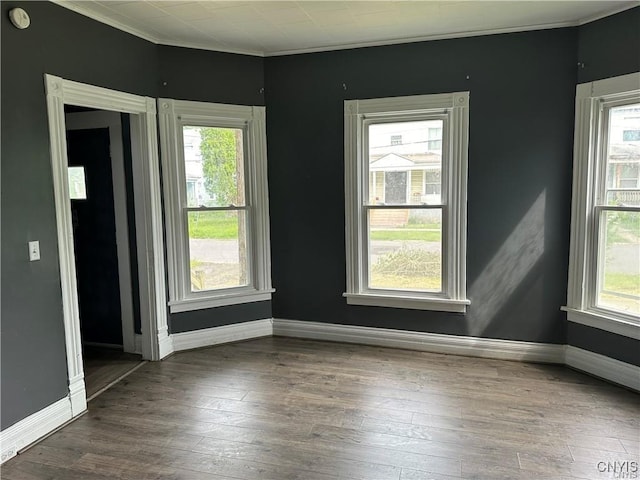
563;72;640;339
344;92;470;313
158;99;273;313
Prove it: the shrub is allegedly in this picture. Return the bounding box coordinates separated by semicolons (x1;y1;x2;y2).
372;248;440;277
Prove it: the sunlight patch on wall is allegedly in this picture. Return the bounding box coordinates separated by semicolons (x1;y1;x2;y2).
467;191;546;337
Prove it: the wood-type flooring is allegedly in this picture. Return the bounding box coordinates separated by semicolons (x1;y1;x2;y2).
2;337;638;479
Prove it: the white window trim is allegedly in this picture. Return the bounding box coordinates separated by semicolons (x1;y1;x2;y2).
344;92;470;313
564;72;640;339
158;99;273;313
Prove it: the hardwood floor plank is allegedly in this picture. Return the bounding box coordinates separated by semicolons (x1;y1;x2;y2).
2;337;637;480
400;467;461;479
82;346;143;399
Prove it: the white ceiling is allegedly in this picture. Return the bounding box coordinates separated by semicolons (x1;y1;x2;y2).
53;1;638;57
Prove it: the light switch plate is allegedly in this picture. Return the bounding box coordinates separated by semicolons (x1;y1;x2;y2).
28;241;40;261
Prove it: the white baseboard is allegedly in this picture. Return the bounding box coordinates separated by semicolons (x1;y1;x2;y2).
157;327;173;360
272;319;566;363
565;346;640;391
171;319;273;353
0;397;72;464
67;374;87;417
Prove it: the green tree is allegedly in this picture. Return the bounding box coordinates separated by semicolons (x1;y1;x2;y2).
198;126;247;284
199;127;241;205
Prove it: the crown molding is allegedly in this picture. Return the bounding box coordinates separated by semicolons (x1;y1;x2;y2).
50;1;639;58
51;0;162;45
266;22;576;57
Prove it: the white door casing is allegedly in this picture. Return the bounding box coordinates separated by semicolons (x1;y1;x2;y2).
44;74;169;417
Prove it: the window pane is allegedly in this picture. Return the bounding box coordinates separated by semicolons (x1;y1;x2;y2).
68;166;87;200
427;127;442;151
188;210;248;292
368;120;443;205
368;208;442;292
183;126;245;208
423;169;442;203
597;210;640;315
605;104;640;206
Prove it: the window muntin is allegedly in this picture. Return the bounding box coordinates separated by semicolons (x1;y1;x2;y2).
344;92;469;312
159;99;272;312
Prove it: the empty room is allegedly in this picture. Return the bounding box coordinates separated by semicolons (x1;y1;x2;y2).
1;1;639;479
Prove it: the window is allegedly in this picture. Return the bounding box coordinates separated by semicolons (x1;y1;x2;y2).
427;127;442;152
68;166;87;200
424;169;442;196
159;99;273;312
623;129;640;142
564;73;640;336
344;92;470;312
390;134;403;146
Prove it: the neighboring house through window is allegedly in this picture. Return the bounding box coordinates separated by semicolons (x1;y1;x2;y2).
159;99;273;312
564;72;640;336
344;92;470;312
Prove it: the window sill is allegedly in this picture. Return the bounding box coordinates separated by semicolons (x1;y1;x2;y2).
344;293;469;313
562;307;640;340
169;289;275;313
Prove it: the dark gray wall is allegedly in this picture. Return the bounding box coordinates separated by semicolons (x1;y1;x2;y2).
171;302;272;334
568;324;640;367
0;1;158;430
568;6;640;366
577;7;640;84
265;28;578;344
158;45;265;106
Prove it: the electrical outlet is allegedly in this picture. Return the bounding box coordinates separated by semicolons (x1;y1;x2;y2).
28;241;40;261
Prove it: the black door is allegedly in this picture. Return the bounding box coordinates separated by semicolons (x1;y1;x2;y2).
385;171;407;204
67;128;123;345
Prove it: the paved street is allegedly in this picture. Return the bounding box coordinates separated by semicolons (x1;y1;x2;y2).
190;239;239;263
607;243;640;275
189;238;639;275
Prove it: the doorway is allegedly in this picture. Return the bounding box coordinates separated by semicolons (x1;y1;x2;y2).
65;110;143;399
45;74;170;418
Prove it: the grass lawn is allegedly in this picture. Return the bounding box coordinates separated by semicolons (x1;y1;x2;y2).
188;211;238;239
369;273;441;291
603;272;640;295
370;229;441;241
371;222;441;241
601;272;640;315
